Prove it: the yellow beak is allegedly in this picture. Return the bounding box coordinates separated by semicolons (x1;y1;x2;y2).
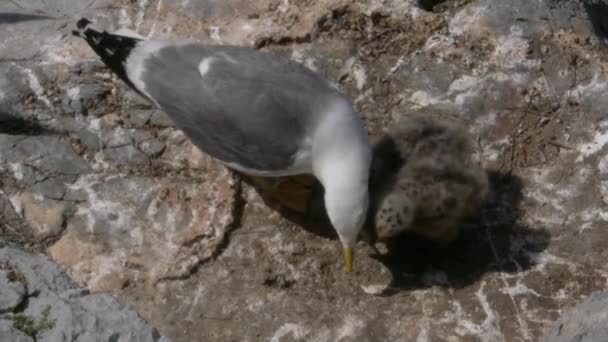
344;247;354;272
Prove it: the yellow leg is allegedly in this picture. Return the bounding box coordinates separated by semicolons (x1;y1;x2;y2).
344;247;353;272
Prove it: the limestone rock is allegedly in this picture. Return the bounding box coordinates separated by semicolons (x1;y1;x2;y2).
0;266;26;313
48;170;237;292
0;320;33;342
0;247;170;341
2;0;608;341
542;291;608;342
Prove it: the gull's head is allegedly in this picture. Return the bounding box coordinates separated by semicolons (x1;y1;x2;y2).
312;98;372;272
323;180;369;271
315;141;371;272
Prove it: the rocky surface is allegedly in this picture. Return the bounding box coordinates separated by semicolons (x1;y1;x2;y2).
0;245;170;341
1;0;608;341
542;290;608;342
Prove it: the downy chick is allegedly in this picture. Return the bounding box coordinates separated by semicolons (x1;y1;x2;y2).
372;115;488;243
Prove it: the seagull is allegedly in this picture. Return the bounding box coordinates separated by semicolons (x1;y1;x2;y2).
73;18;372;272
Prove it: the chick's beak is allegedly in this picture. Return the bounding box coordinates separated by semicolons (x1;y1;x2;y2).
344;247;354;272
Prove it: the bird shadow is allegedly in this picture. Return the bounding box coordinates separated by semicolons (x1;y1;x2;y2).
0;12;54;25
418;0;469;12
583;1;608;41
374;171;551;294
416;0;450;11
0;112;56;136
244;130;550;294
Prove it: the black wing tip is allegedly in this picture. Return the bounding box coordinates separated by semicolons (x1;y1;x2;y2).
73;17;94;38
72;19;144;98
76;17;92;30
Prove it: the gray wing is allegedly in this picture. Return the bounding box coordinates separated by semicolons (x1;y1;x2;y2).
141;43;339;171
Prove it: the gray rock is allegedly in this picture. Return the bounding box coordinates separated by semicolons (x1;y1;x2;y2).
60;97;84;115
103;145;149;166
18;192;71;241
101;127;133;148
542;291;608;342
121;87;154;108
76;83;108;112
0;65;34;112
0;162;44;188
0;136;91;176
27;294;169;342
0;0;112;60
29;176;74;200
148;111;174;128
175;0;241;18
0;320;33;342
64;176;159;242
51;116;103;151
129;130;155;145
0;248;78;296
128;109;153;127
546;0;599;36
0;268;26;313
139;139;166;157
70;100;85;115
77;130;104;151
101;127;153;148
0;247;170;341
479;0;548;37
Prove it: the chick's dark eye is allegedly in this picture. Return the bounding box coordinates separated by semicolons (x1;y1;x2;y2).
444;197;458;209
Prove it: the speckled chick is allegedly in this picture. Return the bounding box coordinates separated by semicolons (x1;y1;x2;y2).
373;114;488;243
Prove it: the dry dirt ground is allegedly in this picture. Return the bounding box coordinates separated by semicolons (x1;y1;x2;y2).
1;0;608;341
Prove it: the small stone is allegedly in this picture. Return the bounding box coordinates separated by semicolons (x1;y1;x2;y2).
61;97;84;114
361;284;388;295
129;130;155;145
539;116;550;126
3;136;91;176
100;113;121;128
139;139;165;157
540;45;549;54
149;111;174;128
52;117;102;150
29;176;73;200
76;130;103;151
128;109;153;127
101;127;131;148
19;192;68;241
121;87;152;108
103;145;149;166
